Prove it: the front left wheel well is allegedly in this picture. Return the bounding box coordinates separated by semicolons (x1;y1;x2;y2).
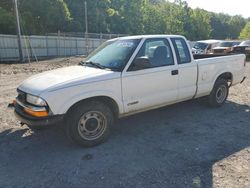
66;96;119;120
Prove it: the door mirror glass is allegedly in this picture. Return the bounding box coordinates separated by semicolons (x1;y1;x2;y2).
132;57;151;71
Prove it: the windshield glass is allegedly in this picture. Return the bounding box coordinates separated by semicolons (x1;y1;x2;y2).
193;42;208;50
219;42;234;47
239;41;250;46
85;39;141;71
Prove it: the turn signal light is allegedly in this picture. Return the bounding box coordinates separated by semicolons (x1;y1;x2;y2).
24;108;49;117
13;100;17;105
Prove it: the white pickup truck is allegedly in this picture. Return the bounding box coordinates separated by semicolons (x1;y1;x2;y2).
14;35;246;147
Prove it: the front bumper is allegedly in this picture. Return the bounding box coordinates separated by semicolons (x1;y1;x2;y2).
14;102;64;127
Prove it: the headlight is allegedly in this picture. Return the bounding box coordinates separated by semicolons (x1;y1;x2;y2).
26;94;47;106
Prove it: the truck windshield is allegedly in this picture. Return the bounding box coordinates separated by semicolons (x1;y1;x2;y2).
219;42;234;47
85;39;141;71
193;42;208;50
239;41;250;46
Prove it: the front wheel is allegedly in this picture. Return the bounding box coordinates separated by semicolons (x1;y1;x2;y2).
208;79;229;107
65;101;114;147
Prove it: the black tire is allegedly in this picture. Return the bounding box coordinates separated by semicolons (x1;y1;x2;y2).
208;79;229;107
65;100;114;147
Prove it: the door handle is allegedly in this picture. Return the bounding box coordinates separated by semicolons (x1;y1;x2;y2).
171;70;179;75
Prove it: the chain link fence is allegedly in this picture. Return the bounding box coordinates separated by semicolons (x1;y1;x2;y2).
0;33;125;62
48;32;125;39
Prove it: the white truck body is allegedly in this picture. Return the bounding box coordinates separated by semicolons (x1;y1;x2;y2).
18;35;246;117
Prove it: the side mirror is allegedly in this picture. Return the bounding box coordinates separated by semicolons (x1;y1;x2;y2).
131;57;151;71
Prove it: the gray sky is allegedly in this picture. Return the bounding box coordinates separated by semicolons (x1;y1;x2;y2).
169;0;250;18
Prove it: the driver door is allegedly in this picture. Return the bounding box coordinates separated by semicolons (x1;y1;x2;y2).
121;38;179;113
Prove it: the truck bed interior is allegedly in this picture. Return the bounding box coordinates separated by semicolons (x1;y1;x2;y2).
193;53;240;60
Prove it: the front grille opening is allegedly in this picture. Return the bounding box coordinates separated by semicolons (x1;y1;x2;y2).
17;90;26;103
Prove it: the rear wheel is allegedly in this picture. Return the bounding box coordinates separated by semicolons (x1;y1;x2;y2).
65;101;114;147
208;79;229;107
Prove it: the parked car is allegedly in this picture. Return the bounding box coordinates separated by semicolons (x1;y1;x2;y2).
192;40;221;54
212;41;241;54
232;40;250;54
13;35;247;147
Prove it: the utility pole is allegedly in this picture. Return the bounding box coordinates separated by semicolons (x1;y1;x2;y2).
84;1;89;55
14;0;24;63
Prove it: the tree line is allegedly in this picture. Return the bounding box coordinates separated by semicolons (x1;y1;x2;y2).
0;0;249;40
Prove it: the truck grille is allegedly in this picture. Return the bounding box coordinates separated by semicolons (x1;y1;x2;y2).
17;90;26;103
213;49;225;54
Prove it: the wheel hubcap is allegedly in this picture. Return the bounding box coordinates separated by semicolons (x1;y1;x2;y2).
216;85;227;103
78;111;107;140
85;119;98;132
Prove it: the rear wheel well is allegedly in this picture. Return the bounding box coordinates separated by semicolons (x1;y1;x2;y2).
216;72;233;86
66;96;119;119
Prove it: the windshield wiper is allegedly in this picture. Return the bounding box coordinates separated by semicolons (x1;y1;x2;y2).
79;61;106;69
79;61;118;71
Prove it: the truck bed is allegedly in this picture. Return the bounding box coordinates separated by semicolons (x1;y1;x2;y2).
193;53;239;60
194;53;246;98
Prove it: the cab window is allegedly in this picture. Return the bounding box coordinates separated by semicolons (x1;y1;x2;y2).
171;38;191;64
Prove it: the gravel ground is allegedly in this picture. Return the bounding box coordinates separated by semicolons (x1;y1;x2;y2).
0;58;249;188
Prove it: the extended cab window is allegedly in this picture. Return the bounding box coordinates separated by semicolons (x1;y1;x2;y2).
129;38;174;71
171;38;191;64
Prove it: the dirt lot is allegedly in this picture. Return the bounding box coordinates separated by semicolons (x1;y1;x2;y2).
0;58;249;188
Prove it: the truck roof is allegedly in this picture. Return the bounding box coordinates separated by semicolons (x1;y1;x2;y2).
110;35;185;41
197;40;221;44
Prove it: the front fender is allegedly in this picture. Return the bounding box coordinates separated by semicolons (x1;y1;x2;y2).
44;90;124;115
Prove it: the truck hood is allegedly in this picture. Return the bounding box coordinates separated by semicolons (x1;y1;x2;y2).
213;47;230;50
18;66;119;95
